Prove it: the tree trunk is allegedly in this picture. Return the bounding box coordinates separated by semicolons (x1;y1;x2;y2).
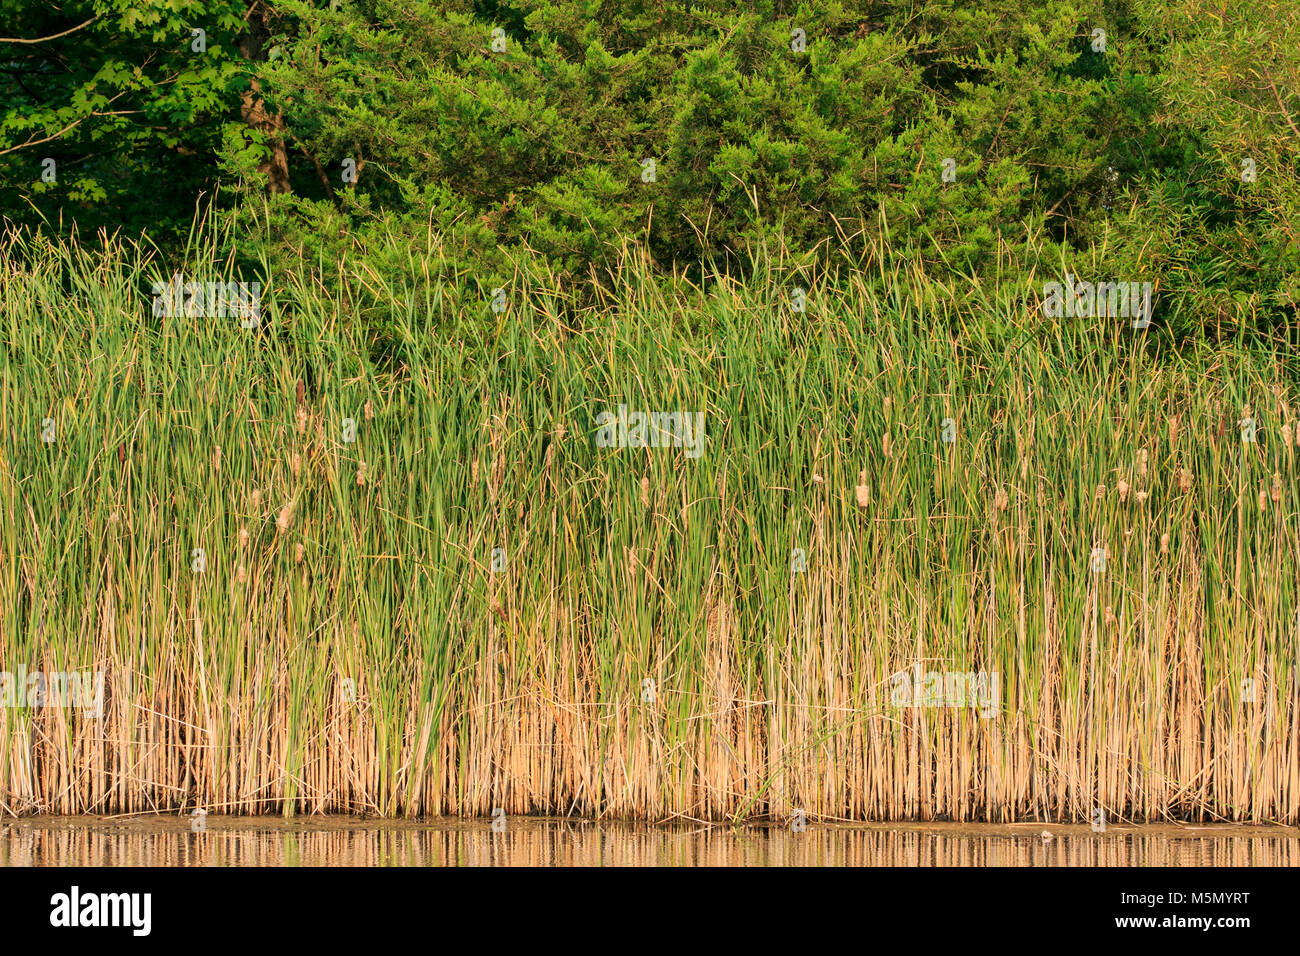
238;2;290;195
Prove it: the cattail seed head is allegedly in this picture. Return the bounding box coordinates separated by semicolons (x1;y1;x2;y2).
1136;489;1148;506
237;564;247;584
1168;415;1180;447
356;461;367;486
1258;484;1268;512
1272;472;1283;503
994;487;1009;511
213;446;222;472
364;400;374;421
1095;483;1106;501
1179;468;1192;493
252;488;262;509
290;451;301;478
855;469;870;508
1138;448;1148;478
490;454;503;503
276;500;294;533
295;543;305;564
1283;423;1293;447
882;432;892;459
1160;532;1170;554
1104;606;1116;628
238;526;249;548
296;406;308;435
640;475;650;508
1117;479;1129;503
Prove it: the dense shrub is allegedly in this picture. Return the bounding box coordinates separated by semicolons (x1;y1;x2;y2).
3;1;1297;333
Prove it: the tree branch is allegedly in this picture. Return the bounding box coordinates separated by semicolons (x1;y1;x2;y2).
0;17;98;45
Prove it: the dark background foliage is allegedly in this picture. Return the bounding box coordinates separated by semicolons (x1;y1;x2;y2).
3;1;1297;331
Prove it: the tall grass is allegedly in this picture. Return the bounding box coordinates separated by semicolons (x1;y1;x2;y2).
1;219;1297;823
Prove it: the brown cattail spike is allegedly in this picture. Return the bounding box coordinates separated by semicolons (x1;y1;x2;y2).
855;470;870;508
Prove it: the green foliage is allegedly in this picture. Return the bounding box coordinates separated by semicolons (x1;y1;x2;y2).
3;2;1298;333
0;0;251;237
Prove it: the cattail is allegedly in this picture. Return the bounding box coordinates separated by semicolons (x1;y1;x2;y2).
290;451;301;477
1258;483;1268;512
1272;472;1283;503
295;543;305;564
238;526;249;548
1117;479;1129;503
883;396;892;418
812;472;824;485
1135;489;1148;506
1160;532;1170;554
251;488;262;510
640;475;650;507
364;400;374;421
213;446;222;472
296;405;308;435
356;461;367;486
855;470;870;508
994;487;1009;511
882;431;892;459
1168;415;1180;448
237;564;247;584
276;500;294;533
1283;423;1293;448
471;456;480;485
1104;606;1116;628
490;454;503;503
1179;468;1192;493
1095;483;1106;501
1138;449;1148;479
296;379;305;405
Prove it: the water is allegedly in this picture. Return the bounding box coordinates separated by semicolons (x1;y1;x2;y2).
3;817;1297;866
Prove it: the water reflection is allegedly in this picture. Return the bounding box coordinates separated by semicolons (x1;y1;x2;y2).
2;818;1297;866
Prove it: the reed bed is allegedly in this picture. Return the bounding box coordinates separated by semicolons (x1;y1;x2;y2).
1;223;1298;824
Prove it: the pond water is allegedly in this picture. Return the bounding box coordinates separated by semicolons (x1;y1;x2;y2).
3;817;1297;866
